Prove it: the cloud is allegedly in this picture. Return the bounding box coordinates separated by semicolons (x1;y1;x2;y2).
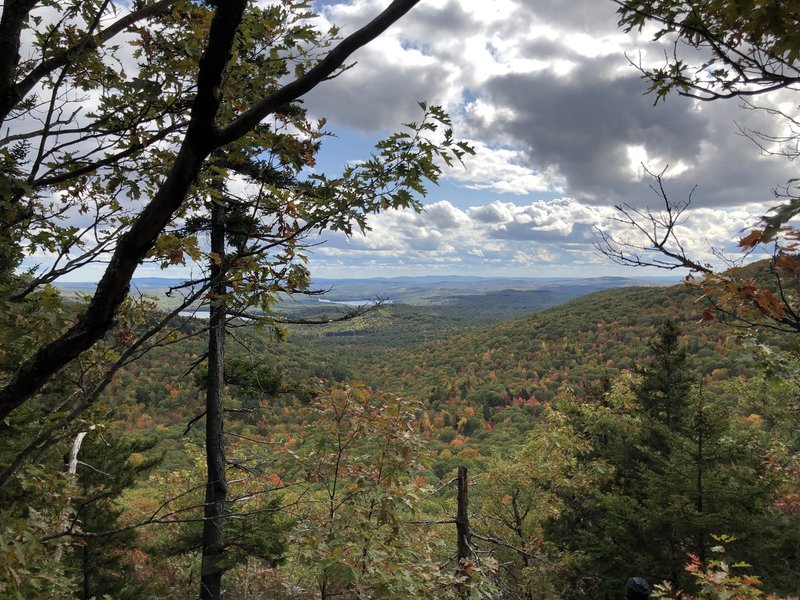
53;0;800;280
303;0;469;130
449;141;565;194
476;61;711;200
480;62;796;207
467;199;608;242
424;200;473;229
304;196;760;277
468;201;516;224
305;0;797;214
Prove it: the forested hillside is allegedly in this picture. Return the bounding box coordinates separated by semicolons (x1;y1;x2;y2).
363;283;763;402
5;270;800;598
6;278;791;598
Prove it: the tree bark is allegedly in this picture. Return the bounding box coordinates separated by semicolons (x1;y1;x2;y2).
456;466;471;599
695;410;706;568
200;196;227;600
0;0;247;421
0;0;38;122
54;430;88;563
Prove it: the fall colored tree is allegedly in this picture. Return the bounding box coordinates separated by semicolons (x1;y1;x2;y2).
602;2;800;332
0;0;430;421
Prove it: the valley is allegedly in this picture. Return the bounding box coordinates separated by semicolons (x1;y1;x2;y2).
6;2;800;598
38;274;796;598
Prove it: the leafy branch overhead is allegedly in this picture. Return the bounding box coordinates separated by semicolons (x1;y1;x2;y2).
0;5;475;594
615;1;800;233
0;0;440;421
596;168;800;333
600;2;800;334
616;0;800;103
307;102;474;236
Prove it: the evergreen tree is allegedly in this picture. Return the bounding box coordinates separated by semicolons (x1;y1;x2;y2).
635;319;695;433
535;321;795;598
71;433;162;600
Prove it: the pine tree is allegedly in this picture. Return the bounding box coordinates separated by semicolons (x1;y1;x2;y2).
635;319;695;433
534;320;794;597
72;433;162;600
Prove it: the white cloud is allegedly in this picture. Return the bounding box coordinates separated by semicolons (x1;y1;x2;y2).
31;0;797;280
449;141;565;194
306;0;796;211
468;201;516;224
304;196;765;277
424;201;473;229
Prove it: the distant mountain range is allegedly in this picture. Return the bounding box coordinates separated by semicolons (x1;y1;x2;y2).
58;275;679;287
56;274;680;316
57;277;188;289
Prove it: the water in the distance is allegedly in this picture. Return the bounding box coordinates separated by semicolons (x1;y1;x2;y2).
317;299;391;306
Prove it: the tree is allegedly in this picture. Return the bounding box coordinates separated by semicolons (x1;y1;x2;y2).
185;99;468;597
596;10;800;580
635;319;695;432
268;386;453;599
474;412;601;600
202;181;228;600
615;1;800;104
0;0;471;492
602;2;800;331
0;465;77;599
0;0;468;505
595;167;800;334
0;0;429;423
519;323;797;598
69;433;162;600
1;3;475;597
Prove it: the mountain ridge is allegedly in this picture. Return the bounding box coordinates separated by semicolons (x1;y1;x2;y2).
356;281;782;406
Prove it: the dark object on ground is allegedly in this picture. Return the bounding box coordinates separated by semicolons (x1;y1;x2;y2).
626;577;651;600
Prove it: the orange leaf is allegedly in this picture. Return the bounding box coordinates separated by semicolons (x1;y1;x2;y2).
753;289;785;318
775;253;800;272
739;229;764;249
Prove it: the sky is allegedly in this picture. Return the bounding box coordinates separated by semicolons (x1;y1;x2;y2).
34;0;797;283
282;0;798;279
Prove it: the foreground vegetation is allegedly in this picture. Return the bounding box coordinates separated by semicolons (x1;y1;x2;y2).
3;278;800;599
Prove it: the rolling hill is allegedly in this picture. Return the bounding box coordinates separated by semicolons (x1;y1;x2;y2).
355;281;790;406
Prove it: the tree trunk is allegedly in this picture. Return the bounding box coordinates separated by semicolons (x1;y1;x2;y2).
0;0;37;123
54;430;88;563
0;0;421;422
0;0;246;421
510;493;533;600
695;409;706;568
200;198;227;600
82;522;90;600
456;466;471;599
